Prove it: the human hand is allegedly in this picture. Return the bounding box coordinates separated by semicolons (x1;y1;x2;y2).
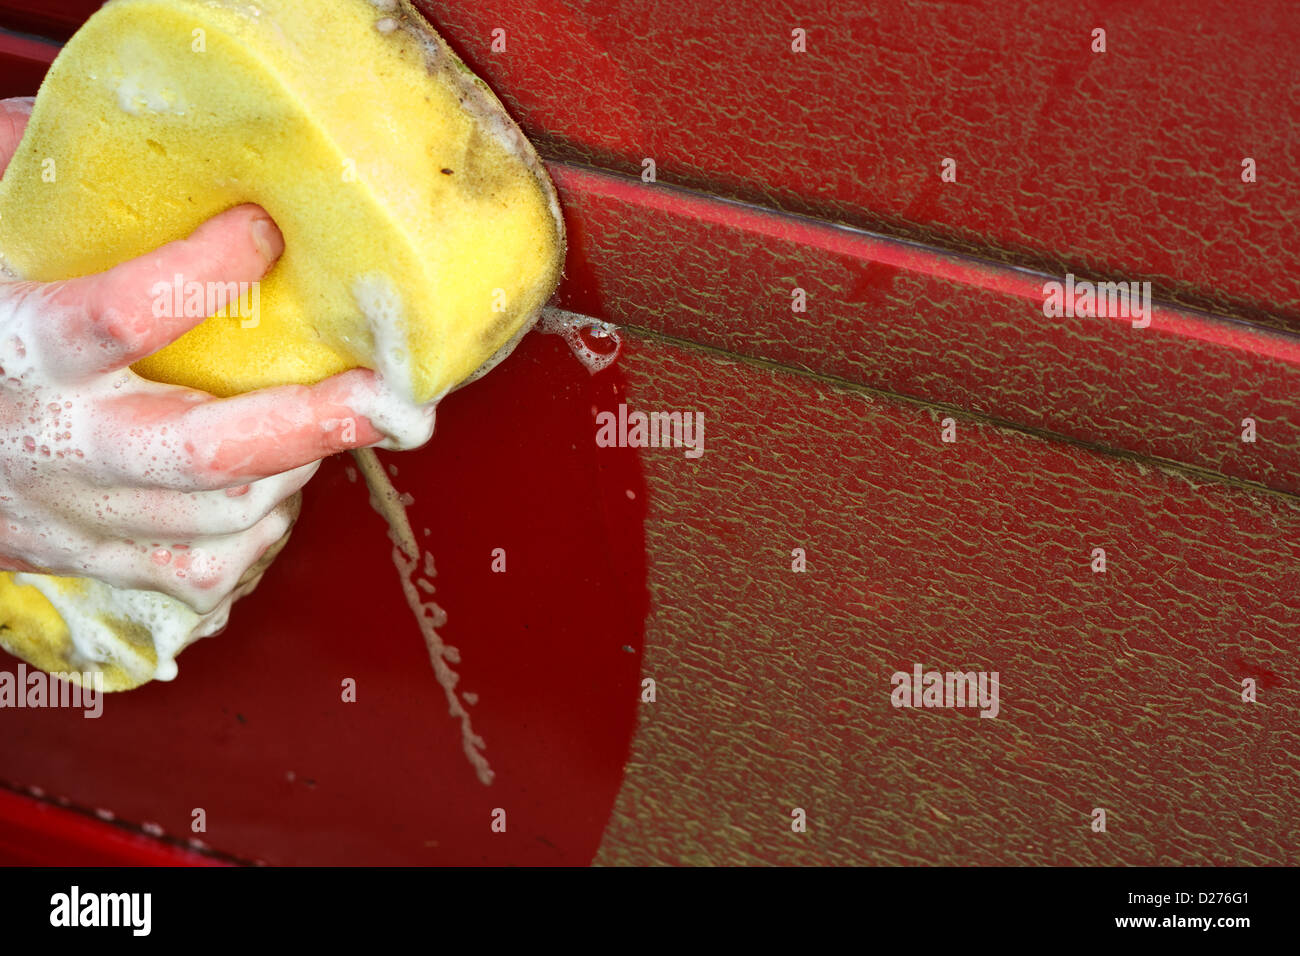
0;97;408;619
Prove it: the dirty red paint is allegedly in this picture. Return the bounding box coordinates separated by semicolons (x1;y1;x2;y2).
1229;654;1282;691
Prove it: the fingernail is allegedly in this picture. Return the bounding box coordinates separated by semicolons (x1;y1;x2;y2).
251;215;284;262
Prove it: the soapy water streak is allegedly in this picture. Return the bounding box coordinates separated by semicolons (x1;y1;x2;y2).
334;305;617;785
537;307;622;374
351;446;494;786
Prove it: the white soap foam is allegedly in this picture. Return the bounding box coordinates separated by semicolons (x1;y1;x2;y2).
350;274;439;451
12;571;227;683
115;74;188;117
352;274;414;401
537;307;622;374
352;448;493;785
102;27;195;118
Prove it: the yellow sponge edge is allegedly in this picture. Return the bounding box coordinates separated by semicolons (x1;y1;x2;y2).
0;576;156;692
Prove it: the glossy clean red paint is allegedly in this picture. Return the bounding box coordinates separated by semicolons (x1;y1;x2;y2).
0;28;59;95
0;1;98;41
2;332;647;865
0;786;228;865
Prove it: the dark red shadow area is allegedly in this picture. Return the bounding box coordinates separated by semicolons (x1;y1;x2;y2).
0;331;648;865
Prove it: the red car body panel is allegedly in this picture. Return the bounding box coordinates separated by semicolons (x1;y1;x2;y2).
0;1;1294;865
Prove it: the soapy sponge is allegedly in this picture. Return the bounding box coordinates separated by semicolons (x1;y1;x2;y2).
0;0;563;401
0;0;564;688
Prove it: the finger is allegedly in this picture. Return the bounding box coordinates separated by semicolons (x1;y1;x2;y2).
72;461;319;537
0;96;34;175
160;368;389;488
175;504;295;614
177;460;319;535
41;204;284;377
94;503;293;613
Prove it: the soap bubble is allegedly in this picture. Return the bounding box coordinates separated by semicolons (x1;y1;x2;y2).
537;307;622;375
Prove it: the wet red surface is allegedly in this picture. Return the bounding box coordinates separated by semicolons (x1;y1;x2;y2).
0;333;648;865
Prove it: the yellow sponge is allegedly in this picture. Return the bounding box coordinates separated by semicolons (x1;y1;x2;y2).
0;0;563;688
0;0;563;400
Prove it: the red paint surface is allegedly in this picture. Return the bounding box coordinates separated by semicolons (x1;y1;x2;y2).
410;0;1300;328
0;28;59;95
551;163;1300;495
0;1;1293;865
0;786;228;865
0;2;98;41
